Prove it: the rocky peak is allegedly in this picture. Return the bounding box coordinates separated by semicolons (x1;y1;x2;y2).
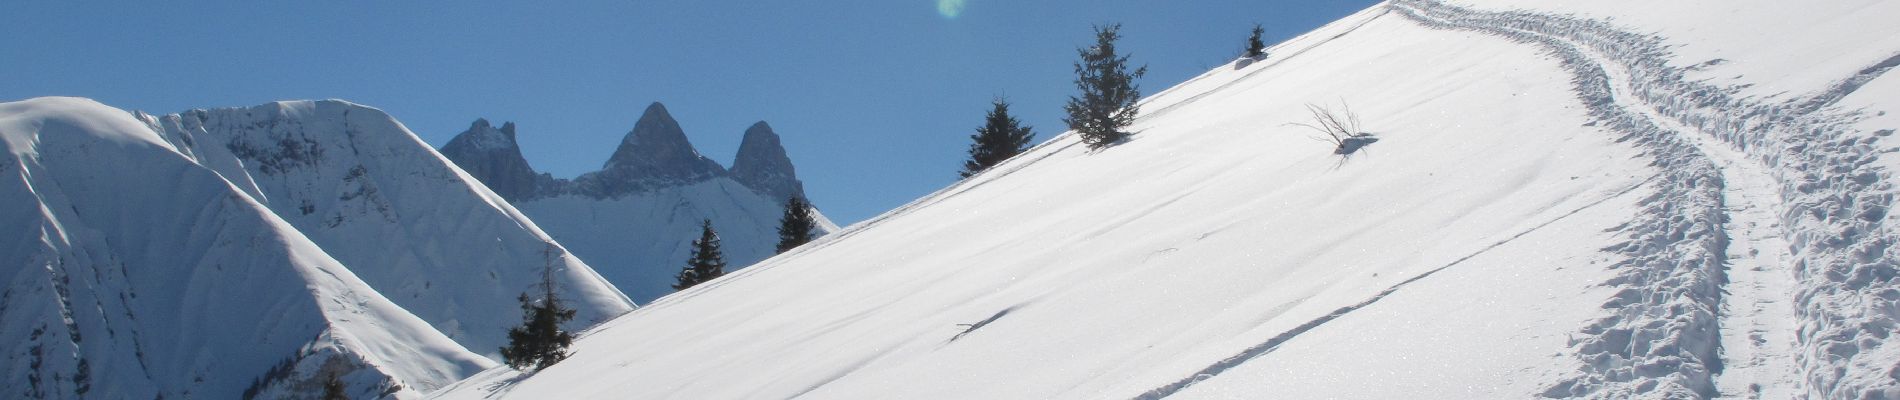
440;118;544;202
578;102;727;197
448;119;518;150
603;103;721;173
730;121;806;202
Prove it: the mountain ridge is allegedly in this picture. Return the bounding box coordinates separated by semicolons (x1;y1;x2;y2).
144;99;635;356
442;101;810;204
0;97;493;400
441;101;836;303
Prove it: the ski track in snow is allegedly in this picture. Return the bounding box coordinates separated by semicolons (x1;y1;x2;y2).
1395;0;1900;398
1131;177;1655;400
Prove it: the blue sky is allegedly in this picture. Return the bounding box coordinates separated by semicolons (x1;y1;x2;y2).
2;0;1375;225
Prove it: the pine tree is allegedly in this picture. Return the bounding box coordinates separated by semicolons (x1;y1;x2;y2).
1064;23;1147;150
499;245;578;372
1244;24;1268;58
321;374;349;400
960;99;1036;178
673;219;727;291
776;196;817;254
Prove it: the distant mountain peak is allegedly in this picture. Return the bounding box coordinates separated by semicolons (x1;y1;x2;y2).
437;107;835;303
579;102;727;197
454;118;520;151
603;102;713;171
731;121;807;202
440;118;545;202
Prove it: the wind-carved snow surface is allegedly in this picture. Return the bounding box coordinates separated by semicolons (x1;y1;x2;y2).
0;97;493;400
1396;0;1900;398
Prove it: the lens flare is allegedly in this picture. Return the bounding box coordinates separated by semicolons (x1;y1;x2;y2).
937;0;966;19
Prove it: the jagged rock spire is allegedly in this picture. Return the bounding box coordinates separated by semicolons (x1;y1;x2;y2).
575;102;726;198
441;119;544;202
731;121;806;202
604;103;722;173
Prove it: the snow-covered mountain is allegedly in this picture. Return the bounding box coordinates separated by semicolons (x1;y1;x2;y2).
141;100;634;356
0;97;492;400
441;102;837;303
1;96;641;399
429;0;1900;399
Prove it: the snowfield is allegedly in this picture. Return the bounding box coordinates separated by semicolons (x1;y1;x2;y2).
430;0;1900;399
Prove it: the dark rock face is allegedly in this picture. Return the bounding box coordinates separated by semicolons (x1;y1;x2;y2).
439;119;551;202
442;102;805;202
730;121;807;202
576;102;729;198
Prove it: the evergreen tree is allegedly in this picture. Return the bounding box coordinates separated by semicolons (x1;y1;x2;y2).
1245;24;1268;58
776;196;817;254
321;374;349;400
960;99;1036;178
499;246;578;372
673;219;727;291
1064;23;1147;150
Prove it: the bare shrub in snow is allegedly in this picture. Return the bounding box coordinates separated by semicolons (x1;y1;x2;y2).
1290;102;1378;155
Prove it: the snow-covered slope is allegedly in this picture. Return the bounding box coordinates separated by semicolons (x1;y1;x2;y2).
1394;1;1900;397
0;97;491;400
442;103;836;303
430;0;1900;399
140;100;635;358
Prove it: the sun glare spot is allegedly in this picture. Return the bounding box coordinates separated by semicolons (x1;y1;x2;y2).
937;0;966;19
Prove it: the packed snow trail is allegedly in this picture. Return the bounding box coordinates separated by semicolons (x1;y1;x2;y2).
1696;121;1800;399
1393;2;1726;397
1610;49;1799;399
1395;0;1900;398
1541;12;1799;399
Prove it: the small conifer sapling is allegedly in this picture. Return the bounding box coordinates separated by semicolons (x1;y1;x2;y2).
776;197;817;254
499;245;578;372
1245;24;1268;58
1064;23;1147;150
961;99;1037;178
673;219;728;291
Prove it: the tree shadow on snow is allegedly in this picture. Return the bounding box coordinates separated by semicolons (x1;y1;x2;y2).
479;371;532;399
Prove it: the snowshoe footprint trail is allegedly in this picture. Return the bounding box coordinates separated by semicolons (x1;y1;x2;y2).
1395;0;1900;397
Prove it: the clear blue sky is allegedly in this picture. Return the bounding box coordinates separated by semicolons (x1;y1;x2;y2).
2;0;1375;225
